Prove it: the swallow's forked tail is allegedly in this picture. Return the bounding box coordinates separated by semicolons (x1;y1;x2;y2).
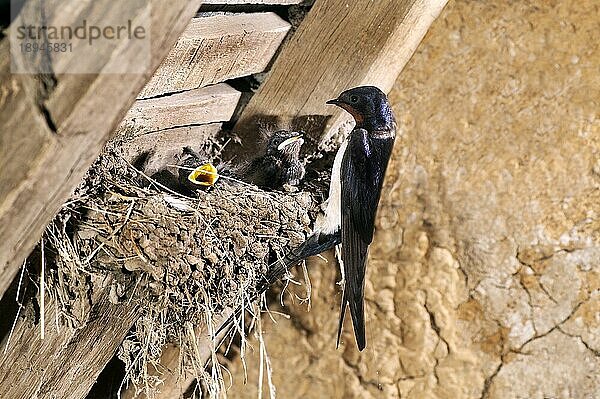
337;217;369;351
336;281;366;351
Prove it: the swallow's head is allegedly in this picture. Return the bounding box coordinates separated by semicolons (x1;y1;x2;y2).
327;85;395;131
266;130;305;159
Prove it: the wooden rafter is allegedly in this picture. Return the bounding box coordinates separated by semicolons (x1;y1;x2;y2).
138;13;291;99
122;83;241;134
203;0;302;4
227;0;448;159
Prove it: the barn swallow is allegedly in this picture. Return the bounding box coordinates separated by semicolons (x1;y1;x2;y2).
326;86;396;351
214;86;395;351
243;130;306;189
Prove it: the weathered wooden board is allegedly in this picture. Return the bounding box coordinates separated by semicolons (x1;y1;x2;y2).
227;0;449;159
0;294;140;399
138;13;291;99
120;123;222;160
120;123;222;176
0;0;203;313
203;0;301;3
122;84;240;134
0;41;56;223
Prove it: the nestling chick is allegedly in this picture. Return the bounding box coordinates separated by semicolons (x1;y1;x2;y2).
177;147;213;195
242;130;306;189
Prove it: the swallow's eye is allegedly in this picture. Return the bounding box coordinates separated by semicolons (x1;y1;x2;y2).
350;95;359;103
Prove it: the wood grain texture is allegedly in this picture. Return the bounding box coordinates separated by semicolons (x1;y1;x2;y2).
227;0;449;159
0;294;140;399
0;0;203;302
120;123;222;176
0;40;56;219
122;84;240;134
120;123;222;160
203;0;301;4
138;13;290;99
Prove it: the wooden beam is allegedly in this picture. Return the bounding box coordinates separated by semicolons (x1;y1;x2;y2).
119;123;222;160
0;0;203;302
0;42;55;224
227;0;448;159
138;13;291;99
0;295;140;399
120;123;222;176
121;84;240;134
202;0;302;4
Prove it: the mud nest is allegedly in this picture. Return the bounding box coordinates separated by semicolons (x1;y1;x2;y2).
42;134;328;397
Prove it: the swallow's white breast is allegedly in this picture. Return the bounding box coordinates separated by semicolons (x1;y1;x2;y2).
315;138;347;234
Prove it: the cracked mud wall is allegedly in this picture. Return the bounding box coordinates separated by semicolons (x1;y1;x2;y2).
223;1;600;398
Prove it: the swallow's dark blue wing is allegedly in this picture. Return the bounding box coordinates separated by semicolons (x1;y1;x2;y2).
337;128;394;351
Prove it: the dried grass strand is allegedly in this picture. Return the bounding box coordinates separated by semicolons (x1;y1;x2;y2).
3;260;27;355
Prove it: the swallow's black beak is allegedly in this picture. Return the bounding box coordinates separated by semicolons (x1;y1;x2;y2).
327;96;363;124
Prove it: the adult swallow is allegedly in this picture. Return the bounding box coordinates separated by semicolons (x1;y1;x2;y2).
326;86;396;351
214;86;395;352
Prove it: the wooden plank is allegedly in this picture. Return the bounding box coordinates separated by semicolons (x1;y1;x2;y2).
227;0;449;159
0;295;140;399
0;0;203;303
120;123;222;176
138;13;290;99
203;0;301;4
120;123;222;161
0;41;56;219
33;0;153;127
121;84;240;134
